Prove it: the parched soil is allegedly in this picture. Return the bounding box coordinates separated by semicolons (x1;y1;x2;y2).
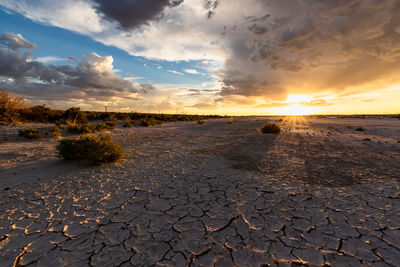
0;117;400;266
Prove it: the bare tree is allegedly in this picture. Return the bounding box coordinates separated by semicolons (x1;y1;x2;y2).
0;89;28;123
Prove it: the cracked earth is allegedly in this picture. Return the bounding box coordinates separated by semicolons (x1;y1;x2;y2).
0;117;400;266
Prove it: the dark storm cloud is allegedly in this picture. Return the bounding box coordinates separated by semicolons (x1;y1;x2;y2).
0;33;138;101
220;0;400;98
0;32;36;51
93;0;184;30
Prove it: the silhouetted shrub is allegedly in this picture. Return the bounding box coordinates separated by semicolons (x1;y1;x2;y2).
261;123;281;134
18;128;42;139
57;134;124;165
356;126;365;131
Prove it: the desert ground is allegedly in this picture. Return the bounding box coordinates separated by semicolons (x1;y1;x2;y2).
0;117;400;266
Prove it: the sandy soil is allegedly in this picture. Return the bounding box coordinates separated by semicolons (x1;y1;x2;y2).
0;117;399;266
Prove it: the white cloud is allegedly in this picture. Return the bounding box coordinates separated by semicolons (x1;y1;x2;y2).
183;69;204;75
167;69;184;76
36;56;65;63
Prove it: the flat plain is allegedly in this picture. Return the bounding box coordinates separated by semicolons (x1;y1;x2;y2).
1;117;399;266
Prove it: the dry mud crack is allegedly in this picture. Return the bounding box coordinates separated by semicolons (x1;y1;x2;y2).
1;117;400;266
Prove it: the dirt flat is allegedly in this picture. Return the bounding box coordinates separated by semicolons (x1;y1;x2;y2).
0;117;400;266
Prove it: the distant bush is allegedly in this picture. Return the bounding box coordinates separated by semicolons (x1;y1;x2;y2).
67;124;93;134
197;120;205;125
50;126;61;138
141;119;164;127
355;126;365;131
123;121;132;128
67;121;117;135
64;107;87;124
261;123;281;134
227;117;237;124
344;125;352;129
57;134;124;165
18;128;42;139
104;121;117;130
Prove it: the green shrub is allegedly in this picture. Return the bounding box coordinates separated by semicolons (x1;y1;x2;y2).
355;126;365;131
57;134;124;165
18;128;42;139
261;123;281;134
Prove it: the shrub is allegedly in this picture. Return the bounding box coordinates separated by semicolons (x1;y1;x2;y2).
261;123;281;134
57;134;124;165
104;121;117;130
123;121;132;128
67;124;93;134
64;107;87;124
18;128;42;139
0;89;28;124
141;119;164;127
355;126;365;131
50;126;61;138
344;125;352;129
197;120;205;125
227;117;237;124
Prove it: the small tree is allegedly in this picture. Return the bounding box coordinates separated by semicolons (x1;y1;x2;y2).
0;89;28;123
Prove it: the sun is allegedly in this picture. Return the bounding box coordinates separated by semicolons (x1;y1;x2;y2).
276;103;315;115
286;94;313;103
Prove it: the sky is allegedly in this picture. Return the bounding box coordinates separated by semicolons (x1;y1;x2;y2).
0;0;399;115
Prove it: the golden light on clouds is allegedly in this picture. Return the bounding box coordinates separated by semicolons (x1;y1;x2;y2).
285;94;313;104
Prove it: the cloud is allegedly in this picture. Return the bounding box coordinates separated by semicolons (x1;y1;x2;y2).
36;56;65;63
0;33;139;106
167;69;184;75
92;0;184;30
183;69;204;75
0;32;36;50
2;0;400;110
217;0;400;100
68;56;79;62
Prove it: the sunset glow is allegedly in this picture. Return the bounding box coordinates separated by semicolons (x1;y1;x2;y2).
0;1;399;115
275;104;317;116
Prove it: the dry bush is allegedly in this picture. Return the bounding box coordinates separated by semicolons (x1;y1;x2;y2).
227;117;237;124
197;120;205;125
356;126;365;131
0;89;28;124
123;121;133;128
261;123;281;134
57;134;124;165
18;128;42;139
50;126;62;138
